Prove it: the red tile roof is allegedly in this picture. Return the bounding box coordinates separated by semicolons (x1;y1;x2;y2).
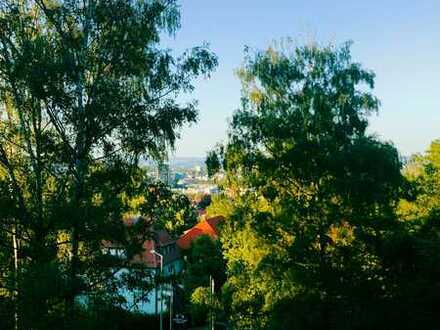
103;216;179;267
176;216;224;250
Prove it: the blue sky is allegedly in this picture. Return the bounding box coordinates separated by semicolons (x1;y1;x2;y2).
164;0;440;158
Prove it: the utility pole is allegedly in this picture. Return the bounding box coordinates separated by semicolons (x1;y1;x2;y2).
151;250;164;330
169;282;173;330
6;96;19;330
12;224;19;330
210;275;215;330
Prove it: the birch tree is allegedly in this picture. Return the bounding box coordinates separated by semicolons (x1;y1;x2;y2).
0;1;217;328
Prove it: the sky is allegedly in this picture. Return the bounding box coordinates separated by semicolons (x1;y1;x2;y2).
164;0;440;158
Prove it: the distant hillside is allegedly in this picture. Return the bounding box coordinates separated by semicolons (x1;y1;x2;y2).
140;156;206;169
170;157;206;169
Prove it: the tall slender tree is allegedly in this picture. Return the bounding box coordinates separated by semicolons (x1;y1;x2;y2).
208;42;404;329
0;1;216;328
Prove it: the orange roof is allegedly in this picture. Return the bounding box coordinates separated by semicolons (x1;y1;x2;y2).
176;216;224;250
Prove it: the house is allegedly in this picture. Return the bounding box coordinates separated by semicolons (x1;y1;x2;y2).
176;215;224;250
96;215;224;314
102;216;183;315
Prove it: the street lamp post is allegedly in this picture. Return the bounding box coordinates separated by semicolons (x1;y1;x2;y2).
151;250;164;330
169;284;173;330
210;276;215;330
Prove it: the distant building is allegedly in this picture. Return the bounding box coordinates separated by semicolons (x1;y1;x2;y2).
174;172;185;182
158;161;172;186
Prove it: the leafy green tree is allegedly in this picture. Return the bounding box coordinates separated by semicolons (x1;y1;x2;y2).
0;0;216;328
183;235;226;326
208;42;404;329
398;140;440;221
206;149;222;177
139;181;197;237
190;286;221;326
184;235;226;295
196;193;212;210
205;194;235;219
116;168;196;237
380;139;440;330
